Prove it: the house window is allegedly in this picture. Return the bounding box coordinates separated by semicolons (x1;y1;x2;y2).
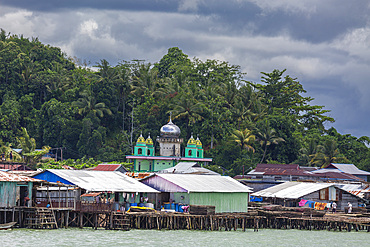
188;150;192;156
148;150;151;155
138;162;141;171
319;188;329;200
138;148;142;155
336;189;342;201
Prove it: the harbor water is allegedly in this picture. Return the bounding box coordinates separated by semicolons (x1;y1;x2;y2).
0;228;369;247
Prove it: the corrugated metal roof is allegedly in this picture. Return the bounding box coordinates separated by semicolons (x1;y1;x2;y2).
337;183;370;198
248;164;313;176
0;164;32;171
251;181;334;199
327;163;370;176
158;162;220;175
146;174;252;193
257;164;300;169
42;170;158;193
81;192;103;197
93;164;125;171
0;170;40;182
311;169;363;181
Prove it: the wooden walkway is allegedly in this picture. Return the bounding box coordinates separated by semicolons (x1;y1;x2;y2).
1;207;369;232
126;212;370;232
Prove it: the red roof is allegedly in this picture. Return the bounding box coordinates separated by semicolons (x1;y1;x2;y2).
248;164;363;181
0;164;31;171
93;164;122;171
257;164;299;169
0;171;41;182
251;164;311;176
81;192;103;197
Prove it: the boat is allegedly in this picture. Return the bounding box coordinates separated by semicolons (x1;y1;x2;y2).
0;222;17;230
126;206;156;213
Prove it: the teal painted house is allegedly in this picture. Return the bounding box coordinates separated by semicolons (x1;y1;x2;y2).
141;174;253;213
0;171;40;207
127;117;212;173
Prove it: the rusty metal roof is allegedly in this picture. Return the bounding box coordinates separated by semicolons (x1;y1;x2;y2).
0;170;41;182
248;164;312;176
337;183;370;198
81;192;103;197
93;164;127;172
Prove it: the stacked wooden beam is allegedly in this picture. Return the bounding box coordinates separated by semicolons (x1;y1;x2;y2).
189;205;215;215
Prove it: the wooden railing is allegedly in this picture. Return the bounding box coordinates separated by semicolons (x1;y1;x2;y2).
75;202;113;213
36;199;117;213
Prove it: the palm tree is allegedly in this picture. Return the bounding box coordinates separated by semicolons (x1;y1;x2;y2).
229;128;256;152
255;120;285;163
95;59;119;83
170;92;205;139
73;89;112;118
298;139;318;166
131;63;166;98
16;127;50;165
0;140;22;161
310;139;348;168
17;127;36;154
115;62;132;132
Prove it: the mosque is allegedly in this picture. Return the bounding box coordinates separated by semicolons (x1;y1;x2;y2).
126;116;212;172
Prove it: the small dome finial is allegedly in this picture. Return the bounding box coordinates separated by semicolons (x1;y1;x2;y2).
160;112;181;137
137;131;145;143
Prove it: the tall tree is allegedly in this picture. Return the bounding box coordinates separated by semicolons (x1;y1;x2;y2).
170;92;205;139
250;69;334;130
255;120;285;163
73;89;112;119
229;128;256;152
310;139;348;168
154;47;192;78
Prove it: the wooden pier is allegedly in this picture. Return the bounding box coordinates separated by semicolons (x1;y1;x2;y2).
1;206;369;232
126;212;370;232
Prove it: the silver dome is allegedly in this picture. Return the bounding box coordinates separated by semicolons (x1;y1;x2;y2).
160;120;181;137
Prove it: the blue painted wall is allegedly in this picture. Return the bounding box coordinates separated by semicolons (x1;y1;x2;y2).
33;171;74;185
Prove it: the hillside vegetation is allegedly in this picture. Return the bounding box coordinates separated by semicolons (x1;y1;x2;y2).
1;30;370;175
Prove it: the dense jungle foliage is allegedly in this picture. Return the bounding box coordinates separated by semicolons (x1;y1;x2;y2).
1;30;370;175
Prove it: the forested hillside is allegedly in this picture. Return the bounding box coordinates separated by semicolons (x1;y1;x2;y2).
1;30;370;175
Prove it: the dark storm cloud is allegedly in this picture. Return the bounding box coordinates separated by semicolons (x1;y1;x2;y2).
1;0;370;137
3;0;369;43
0;0;178;12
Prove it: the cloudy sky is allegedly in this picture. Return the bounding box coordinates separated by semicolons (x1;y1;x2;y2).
1;0;370;138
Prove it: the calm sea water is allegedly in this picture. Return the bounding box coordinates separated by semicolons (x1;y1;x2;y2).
1;228;369;247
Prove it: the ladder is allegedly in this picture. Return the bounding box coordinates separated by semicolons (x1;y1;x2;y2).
27;208;58;229
112;212;130;231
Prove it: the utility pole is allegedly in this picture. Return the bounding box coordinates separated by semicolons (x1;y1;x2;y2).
130;99;135;154
211;105;214;149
